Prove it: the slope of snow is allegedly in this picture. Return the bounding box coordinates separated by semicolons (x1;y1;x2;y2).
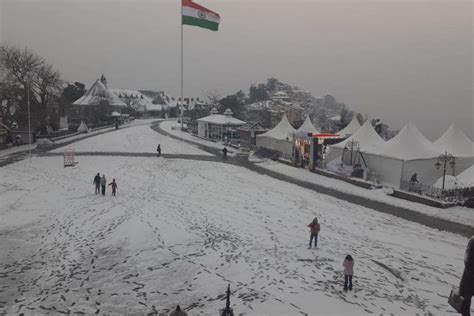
258;160;474;227
0;156;469;315
51;122;210;156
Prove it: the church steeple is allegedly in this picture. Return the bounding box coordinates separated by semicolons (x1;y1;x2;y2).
100;74;107;88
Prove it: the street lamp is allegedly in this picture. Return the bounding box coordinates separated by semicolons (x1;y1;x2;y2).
435;151;455;191
26;81;32;163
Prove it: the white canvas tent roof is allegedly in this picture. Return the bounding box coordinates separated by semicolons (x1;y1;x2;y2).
338;116;361;137
330;120;384;152
371;121;441;160
433;124;474;158
258;114;296;140
296;116;320;134
457;165;474;187
196;114;245;125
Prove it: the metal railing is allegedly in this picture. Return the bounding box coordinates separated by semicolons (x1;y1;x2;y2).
400;179;470;202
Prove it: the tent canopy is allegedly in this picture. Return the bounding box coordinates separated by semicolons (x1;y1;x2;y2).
258;114;295;140
338;116;361;137
330;120;384;152
433;124;474;158
296;116;320;135
370;121;441;160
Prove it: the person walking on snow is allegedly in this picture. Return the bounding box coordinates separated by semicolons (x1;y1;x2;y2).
459;236;474;316
100;174;107;196
93;172;101;194
108;179;118;196
307;217;320;248
343;255;355;292
157;144;161;157
222;147;228;160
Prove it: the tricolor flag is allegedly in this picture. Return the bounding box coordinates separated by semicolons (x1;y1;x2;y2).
182;0;220;31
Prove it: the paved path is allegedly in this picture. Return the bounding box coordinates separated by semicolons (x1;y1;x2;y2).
151;122;474;238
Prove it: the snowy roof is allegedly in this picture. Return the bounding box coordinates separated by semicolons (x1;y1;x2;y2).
330;120;384;152
73;79;126;107
257;114;296;140
337;116;361;137
296;116;320;134
433;124;474;158
371;121;442;160
196;114;246;125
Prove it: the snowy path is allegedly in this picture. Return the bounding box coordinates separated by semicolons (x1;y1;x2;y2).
0;156;469;315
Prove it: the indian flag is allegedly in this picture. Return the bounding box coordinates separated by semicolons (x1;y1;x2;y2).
182;0;220;31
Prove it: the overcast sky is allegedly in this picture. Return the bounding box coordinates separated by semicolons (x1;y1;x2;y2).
1;0;472;139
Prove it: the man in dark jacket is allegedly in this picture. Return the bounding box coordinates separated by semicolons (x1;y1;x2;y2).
93;173;101;194
460;236;474;316
157;144;161;157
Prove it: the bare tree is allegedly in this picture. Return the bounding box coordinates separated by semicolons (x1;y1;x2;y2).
121;93;142;114
0;43;63;127
203;89;221;107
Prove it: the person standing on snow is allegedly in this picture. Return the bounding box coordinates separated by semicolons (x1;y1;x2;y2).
108;179;118;196
93;173;101;194
307;217;320;248
459;236;474;316
343;255;355;292
222;147;228;160
100;174;107;196
157;144;161;157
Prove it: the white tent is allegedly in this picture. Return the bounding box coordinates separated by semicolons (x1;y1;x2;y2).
337;116;361;137
434;124;473;157
326;120;385;164
457;165;474;187
77;121;89;133
358;122;445;187
256;114;295;159
433;124;474;178
296;116;320;136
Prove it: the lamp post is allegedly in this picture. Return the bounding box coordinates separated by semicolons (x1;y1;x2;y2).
27;81;32;163
435;151;455;191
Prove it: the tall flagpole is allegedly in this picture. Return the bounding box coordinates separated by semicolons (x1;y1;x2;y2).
180;0;184;130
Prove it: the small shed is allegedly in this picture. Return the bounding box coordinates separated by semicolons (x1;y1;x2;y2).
197;108;246;140
237;122;267;147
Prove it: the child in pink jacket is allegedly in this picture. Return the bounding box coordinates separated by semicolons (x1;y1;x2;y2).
343;255;354;291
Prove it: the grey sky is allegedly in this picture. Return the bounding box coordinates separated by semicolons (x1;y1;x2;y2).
1;0;472;139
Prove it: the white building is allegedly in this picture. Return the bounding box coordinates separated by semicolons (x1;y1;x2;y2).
197;108;246;140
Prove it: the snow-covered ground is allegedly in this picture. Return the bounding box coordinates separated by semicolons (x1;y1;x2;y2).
160;120;239;155
0;122;471;315
52;121;210;156
258;160;474;227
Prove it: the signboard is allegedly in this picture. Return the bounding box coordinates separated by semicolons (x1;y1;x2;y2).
64;149;76;167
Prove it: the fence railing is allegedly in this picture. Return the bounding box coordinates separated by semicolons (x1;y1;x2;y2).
399;179;470;202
